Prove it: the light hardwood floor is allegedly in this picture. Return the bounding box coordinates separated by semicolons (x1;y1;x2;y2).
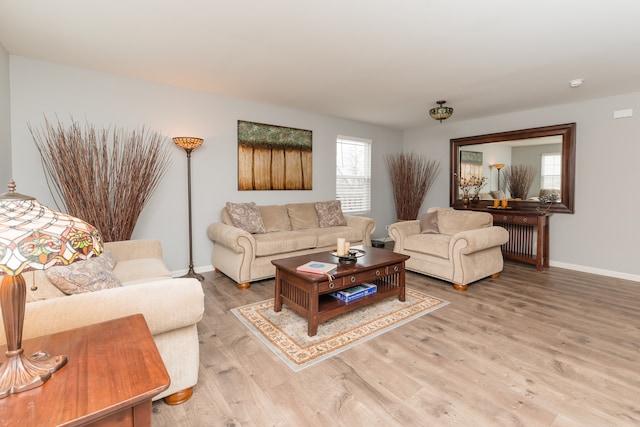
152;261;640;426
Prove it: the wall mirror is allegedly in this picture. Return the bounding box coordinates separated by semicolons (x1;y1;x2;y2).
450;123;576;213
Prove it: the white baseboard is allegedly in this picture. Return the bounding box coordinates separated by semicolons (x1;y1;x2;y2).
550;261;640;283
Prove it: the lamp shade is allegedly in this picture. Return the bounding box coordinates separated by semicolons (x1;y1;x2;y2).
173;137;203;151
0;182;103;276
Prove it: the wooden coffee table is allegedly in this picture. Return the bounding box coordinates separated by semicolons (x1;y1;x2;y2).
272;246;410;336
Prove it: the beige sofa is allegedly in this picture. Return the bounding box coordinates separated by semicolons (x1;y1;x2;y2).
0;239;205;404
389;208;509;291
207;201;375;289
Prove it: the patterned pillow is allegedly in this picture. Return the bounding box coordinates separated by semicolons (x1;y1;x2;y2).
419;212;439;234
225;202;266;234
315;200;347;228
45;250;121;295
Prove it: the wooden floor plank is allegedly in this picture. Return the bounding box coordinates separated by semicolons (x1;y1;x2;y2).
152;261;640;426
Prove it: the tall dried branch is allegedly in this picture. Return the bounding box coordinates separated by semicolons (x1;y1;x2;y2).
385;152;440;221
29;117;172;242
503;164;536;200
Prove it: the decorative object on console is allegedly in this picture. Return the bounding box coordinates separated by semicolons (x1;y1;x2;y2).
237;120;312;191
174;137;205;282
429;100;454;122
502;164;536;200
0;180;103;398
385;152;440;221
536;191;560;213
30;116;171;242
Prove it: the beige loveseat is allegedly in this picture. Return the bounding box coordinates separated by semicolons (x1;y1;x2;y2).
207;201;375;289
389;208;509;291
0;239;205;404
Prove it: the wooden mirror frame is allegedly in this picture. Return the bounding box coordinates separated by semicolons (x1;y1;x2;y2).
450;123;576;213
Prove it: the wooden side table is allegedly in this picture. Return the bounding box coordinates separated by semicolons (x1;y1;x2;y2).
0;314;170;427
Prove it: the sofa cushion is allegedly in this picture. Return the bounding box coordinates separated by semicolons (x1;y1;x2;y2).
404;233;451;259
226;202;266;234
286;203;319;230
45;250;122;295
419;212;439;234
113;258;172;284
315;200;347;227
253;231;317;257
305;226;363;248
436;210;492;235
258;205;292;232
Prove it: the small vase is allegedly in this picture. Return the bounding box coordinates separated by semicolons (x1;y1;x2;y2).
462;195;470;208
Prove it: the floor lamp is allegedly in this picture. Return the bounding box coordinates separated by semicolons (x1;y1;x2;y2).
0;180;103;398
173;137;204;282
493;163;505;191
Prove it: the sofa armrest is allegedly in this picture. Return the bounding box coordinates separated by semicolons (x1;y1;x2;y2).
104;239;163;262
206;222;256;254
1;278;204;345
388;220;420;250
451;226;509;255
344;214;376;246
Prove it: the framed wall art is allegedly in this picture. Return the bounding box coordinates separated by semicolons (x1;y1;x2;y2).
237;120;312;191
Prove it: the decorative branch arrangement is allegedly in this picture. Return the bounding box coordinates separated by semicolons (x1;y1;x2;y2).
385;152;440;221
502;165;536;200
29;117;171;242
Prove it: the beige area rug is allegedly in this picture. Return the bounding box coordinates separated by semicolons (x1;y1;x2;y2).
231;288;449;372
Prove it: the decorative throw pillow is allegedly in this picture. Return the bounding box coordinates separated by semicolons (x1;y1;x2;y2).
490;190;506;200
419;212;439;234
315;200;347;228
45;250;121;295
225;202;266;234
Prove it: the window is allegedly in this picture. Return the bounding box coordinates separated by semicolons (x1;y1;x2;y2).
336;136;371;213
540;153;561;189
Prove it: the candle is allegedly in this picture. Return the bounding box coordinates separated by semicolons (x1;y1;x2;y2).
501;199;508;208
493;199;499;208
344;241;350;255
337;238;346;256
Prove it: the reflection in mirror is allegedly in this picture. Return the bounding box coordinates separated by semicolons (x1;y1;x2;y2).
450;123;575;213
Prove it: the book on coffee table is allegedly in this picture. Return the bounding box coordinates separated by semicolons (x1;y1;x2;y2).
330;283;377;303
296;261;338;275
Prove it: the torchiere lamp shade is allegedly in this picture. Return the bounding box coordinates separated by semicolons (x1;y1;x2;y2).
173;137;203;151
0;180;104;398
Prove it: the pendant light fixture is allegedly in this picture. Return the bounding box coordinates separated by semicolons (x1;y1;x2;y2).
429;100;454;123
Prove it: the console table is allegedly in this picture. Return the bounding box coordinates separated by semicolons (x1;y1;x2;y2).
460;207;550;270
0;314;170;427
488;209;550;270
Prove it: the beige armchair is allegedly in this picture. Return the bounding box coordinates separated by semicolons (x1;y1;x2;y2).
389;208;509;291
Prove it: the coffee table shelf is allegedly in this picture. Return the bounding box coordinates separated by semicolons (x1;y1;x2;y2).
272;246;410;336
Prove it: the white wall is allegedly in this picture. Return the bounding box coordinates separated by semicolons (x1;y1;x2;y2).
9;56;402;273
404;94;640;280
0;43;10;185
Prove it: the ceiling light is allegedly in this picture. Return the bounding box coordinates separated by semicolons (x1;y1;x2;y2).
569;79;584;88
429;100;454;123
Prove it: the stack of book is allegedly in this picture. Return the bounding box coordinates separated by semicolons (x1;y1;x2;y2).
330;283;377;303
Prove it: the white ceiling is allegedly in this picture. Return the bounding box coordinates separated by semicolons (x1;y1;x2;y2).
1;1;640;130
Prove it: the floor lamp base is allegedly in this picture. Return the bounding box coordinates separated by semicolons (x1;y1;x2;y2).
180;266;204;282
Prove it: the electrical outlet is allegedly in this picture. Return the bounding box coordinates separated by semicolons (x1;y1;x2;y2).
385;225;390;230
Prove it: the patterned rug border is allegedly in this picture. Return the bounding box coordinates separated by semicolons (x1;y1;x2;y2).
231;287;449;372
